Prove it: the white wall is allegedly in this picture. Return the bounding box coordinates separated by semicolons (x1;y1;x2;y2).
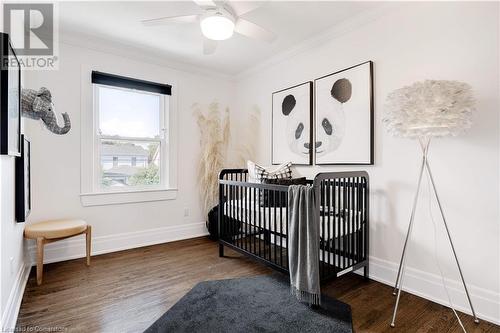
235;2;499;323
23;42;235;260
0;7;30;330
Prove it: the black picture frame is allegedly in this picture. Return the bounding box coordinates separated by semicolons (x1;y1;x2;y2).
16;135;31;222
314;61;374;165
271;81;313;166
0;32;22;157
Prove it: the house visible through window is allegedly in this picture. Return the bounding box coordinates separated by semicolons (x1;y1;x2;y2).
92;72;171;191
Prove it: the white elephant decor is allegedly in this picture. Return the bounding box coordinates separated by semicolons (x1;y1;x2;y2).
21;87;71;135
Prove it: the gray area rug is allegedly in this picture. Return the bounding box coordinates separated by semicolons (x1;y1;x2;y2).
144;274;352;333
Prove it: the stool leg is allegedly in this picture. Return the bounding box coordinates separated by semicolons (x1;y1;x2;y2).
36;237;45;285
86;225;92;266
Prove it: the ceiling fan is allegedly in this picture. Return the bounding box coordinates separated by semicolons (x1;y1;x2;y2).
141;0;276;55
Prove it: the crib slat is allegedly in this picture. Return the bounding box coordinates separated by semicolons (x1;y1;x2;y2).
345;179;348;267
253;187;256;254
354;177;358;265
320;181;325;278
240;185;243;249
327;180;331;277
235;185;239;248
225;183;228;241
274;190;277;265
267;189;271;261
240;185;244;250
357;176;361;264
355;177;359;265
279;191;283;268
241;185;244;250
350;177;354;266
363;179;368;260
244;186;248;252
264;189;268;261
230;182;234;245
342;178;346;269
257;190;262;257
333;179;338;274
348;177;351;267
322;180;327;274
236;185;240;248
285;192;289;270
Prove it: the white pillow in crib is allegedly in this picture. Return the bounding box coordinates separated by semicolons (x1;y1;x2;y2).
247;160;292;183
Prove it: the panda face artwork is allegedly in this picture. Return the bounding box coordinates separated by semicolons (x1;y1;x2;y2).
272;82;312;165
315;78;352;156
282;93;310;156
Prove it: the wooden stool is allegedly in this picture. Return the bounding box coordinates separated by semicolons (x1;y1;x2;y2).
24;219;91;285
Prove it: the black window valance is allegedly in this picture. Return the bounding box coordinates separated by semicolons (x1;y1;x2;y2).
91;71;171;95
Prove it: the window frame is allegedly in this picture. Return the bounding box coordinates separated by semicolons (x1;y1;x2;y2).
80;66;178;206
92;84;169;193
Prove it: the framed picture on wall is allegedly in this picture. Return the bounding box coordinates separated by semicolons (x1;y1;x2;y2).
0;33;22;157
314;61;373;165
16;135;31;222
272;81;313;165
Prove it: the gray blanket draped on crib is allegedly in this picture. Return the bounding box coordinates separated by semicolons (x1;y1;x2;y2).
287;185;321;305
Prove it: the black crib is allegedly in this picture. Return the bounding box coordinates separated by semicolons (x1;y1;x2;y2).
218;169;369;282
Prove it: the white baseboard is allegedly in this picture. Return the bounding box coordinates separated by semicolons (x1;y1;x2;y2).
26;222;208;265
364;256;500;325
1;262;30;331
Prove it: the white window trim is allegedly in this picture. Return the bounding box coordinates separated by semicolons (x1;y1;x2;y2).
80;65;178;206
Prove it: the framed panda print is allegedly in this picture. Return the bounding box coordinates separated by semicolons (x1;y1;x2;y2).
272;81;313;165
314;61;373;165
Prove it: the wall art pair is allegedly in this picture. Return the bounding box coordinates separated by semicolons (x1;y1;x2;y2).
272;61;373;165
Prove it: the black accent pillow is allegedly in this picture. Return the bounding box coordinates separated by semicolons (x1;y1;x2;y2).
260;177;308;207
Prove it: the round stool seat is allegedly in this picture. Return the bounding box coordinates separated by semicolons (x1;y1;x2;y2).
24;219;88;239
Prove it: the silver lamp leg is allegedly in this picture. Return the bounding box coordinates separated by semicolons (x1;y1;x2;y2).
392;151;427;296
425;158;480;324
391;139;429;327
391;138;480;327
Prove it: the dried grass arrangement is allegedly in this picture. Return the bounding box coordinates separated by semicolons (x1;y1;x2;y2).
193;102;230;217
235;105;260;166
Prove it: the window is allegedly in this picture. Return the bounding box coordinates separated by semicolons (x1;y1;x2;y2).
92;72;171;192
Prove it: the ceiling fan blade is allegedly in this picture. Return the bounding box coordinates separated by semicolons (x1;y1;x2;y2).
230;1;267;16
203;39;217;55
234;18;275;43
193;0;217;8
141;15;198;26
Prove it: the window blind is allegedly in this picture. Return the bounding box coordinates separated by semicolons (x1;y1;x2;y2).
91;71;171;95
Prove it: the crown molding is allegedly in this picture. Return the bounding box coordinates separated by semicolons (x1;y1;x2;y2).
59;31;236;82
235;2;404;81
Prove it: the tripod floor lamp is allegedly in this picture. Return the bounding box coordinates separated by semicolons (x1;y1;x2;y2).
383;80;479;328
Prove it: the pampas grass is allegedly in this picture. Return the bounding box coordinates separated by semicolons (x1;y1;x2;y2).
235;105;260;167
193;102;230;217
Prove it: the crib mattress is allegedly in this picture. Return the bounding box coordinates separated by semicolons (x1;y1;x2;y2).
223;199;362;239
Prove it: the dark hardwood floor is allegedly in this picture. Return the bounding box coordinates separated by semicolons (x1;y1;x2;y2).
17;237;499;333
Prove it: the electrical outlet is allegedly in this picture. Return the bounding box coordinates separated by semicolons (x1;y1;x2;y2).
9;257;14;275
184;208;189;217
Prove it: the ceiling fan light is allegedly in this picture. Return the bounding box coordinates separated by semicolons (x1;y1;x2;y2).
200;14;234;41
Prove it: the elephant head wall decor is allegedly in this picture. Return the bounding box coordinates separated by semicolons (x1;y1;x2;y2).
21;87;71;135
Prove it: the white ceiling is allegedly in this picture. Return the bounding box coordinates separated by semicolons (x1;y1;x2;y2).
59;1;384;75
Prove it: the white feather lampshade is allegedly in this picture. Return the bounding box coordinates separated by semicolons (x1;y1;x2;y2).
383;80;475;138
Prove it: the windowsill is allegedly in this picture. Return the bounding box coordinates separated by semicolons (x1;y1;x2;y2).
80;188;178;207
